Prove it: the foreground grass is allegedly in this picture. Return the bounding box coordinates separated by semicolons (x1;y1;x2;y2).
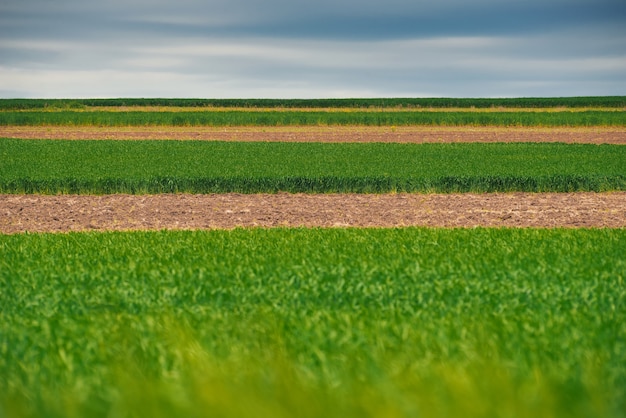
1;140;625;193
1;110;624;127
1;228;625;418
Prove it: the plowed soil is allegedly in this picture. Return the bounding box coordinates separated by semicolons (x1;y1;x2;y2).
2;126;625;233
2;126;626;144
2;192;625;234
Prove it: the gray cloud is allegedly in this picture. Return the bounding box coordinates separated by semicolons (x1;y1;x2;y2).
0;0;625;98
3;0;624;41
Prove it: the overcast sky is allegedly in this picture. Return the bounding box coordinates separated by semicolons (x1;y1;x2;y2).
1;0;625;98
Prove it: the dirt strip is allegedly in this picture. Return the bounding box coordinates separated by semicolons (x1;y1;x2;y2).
2;192;625;234
2;126;626;143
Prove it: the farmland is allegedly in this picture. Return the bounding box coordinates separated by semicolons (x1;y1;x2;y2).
1;228;626;418
1;97;626;418
2;96;626;109
2;192;625;234
1;97;624;127
2;125;625;145
1;140;625;194
1;109;625;127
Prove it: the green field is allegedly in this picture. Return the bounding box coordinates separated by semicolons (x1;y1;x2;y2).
1;228;625;418
2;96;626;109
1;139;624;194
3;96;625;418
1;109;625;126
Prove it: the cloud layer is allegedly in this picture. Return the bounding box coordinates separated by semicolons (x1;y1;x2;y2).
1;0;625;98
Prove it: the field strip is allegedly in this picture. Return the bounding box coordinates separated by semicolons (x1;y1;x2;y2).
2;192;625;233
2;126;626;143
5;106;625;112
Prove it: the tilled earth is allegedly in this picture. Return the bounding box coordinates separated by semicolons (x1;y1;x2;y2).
2;126;626;144
2;126;624;233
2;192;625;234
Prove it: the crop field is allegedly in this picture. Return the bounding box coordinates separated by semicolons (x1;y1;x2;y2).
1;109;625;127
1;228;626;418
2;97;625;418
2;96;626;109
1;140;625;194
1;97;624;128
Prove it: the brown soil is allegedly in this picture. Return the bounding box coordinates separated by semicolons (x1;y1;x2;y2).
2;192;624;234
2;126;626;144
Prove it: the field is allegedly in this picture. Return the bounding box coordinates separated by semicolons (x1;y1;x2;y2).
2;126;625;145
2;96;626;108
3;192;625;233
2;228;626;418
1;109;625;127
1;97;626;418
1;140;625;194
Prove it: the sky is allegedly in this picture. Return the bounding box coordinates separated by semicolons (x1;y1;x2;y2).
1;0;625;98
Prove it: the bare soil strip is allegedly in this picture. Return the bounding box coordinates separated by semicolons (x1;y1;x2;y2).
2;192;624;234
2;126;626;144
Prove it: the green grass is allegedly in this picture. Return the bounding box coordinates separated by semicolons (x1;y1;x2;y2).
1;96;626;109
1;110;625;126
1;139;624;194
1;228;625;418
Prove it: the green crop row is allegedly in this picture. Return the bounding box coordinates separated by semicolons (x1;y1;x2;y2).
1;96;626;109
1;139;625;194
1;228;625;418
1;110;624;126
